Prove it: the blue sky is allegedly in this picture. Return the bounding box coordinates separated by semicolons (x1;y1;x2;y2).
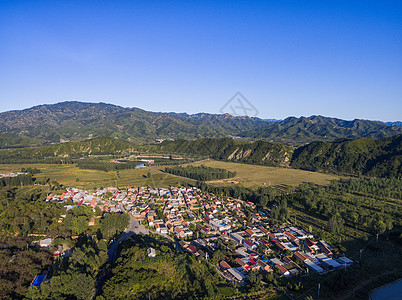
0;0;401;121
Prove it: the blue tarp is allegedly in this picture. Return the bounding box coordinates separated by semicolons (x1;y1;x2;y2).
31;275;46;287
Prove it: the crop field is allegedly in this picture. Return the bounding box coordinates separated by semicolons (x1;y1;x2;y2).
0;159;340;191
0;164;193;190
187;159;341;189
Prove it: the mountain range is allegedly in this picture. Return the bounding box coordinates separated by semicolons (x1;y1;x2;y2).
0;101;401;147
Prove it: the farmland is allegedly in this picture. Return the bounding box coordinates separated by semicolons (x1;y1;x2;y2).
0;164;193;190
187;160;341;189
0;160;340;191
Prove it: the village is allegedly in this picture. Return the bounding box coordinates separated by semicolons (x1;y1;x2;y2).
45;185;354;285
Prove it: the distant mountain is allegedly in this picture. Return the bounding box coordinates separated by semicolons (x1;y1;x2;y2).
242;115;402;145
0;101;267;146
291;134;402;178
0;101;401;147
385;121;402;127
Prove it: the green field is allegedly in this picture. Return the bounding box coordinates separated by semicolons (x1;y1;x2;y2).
187;159;341;189
0;164;193;190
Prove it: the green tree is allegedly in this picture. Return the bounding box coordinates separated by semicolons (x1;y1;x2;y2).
329;213;344;234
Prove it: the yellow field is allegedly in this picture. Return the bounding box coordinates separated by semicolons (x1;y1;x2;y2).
0;160;340;190
187;159;341;189
0;164;193;190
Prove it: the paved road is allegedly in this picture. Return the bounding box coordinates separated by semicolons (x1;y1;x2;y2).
107;208;149;264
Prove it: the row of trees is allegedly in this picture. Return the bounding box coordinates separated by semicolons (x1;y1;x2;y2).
196;180;276;207
76;160;139;172
165;165;237;181
0;174;35;188
287;178;401;235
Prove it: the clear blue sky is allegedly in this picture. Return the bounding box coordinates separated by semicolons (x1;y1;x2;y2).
0;0;401;121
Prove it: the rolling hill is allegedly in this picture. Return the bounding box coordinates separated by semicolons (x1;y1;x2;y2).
1;133;400;178
291;133;402;178
142;138;294;167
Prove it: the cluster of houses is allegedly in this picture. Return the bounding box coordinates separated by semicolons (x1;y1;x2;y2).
103;185;354;282
45;184;354;283
46;187;123;213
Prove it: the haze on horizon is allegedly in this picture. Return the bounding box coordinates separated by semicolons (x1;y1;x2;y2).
0;0;401;122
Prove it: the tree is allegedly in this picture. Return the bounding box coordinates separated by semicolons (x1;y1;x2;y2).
329;213;344;235
212;250;225;264
100;213;130;239
373;220;386;235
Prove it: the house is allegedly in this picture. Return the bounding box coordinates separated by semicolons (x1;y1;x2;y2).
39;238;52;247
227;268;246;282
155;223;168;234
235;258;247;267
305;239;319;251
179;240;190;249
284;231;298;243
320;245;333;255
274;241;286;251
259;226;269;235
175;226;185;238
252;227;265;237
248;258;260;271
304;260;324;273
235;248;249;258
200;227;211;235
294;251;308;262
220;261;232;270
322;257;342;269
147;216;154;227
231;232;244;244
257;259;272;272
243;239;257;250
275;264;290;276
245;229;256;237
188;245;198;255
270;258;284;266
338;256;353;266
147;247;156;257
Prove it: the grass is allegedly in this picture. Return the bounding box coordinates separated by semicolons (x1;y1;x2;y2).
186;160;341;190
0;164;193;190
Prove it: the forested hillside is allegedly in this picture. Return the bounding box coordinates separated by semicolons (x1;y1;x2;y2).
291;134;402;177
0;137;137;163
144;138;294;167
1;134;402;178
